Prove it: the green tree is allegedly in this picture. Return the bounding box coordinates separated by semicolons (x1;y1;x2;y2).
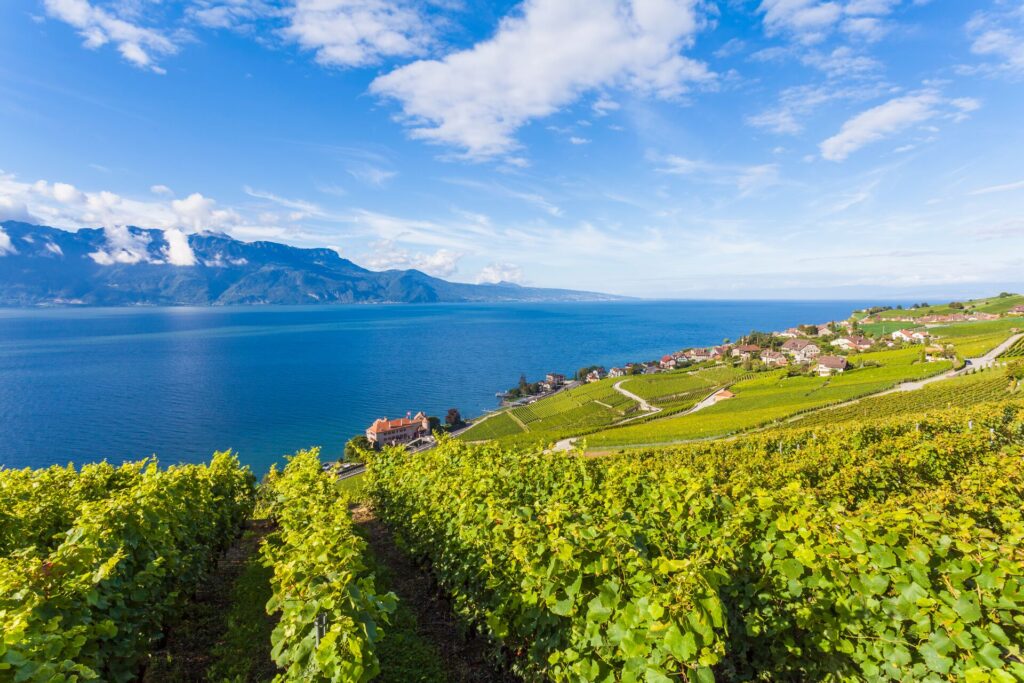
445;408;463;428
344;435;371;462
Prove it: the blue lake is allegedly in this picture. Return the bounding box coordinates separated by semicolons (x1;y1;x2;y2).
0;300;884;473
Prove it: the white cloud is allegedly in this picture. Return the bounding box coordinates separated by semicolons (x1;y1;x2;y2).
758;0;901;44
88;225;153;265
42;0;177;73
820;92;940;161
347;165;397;186
0;196;34;223
965;6;1024;77
569;136;591;145
45;241;64;256
162;228;197;265
592;96;621;116
656;155;783;195
969;179;1024;196
188;0;278;30
476;262;524;284
370;0;712;158
0;228;16;256
151;184;173;196
747;81;886;135
243;186;324;217
363;241;462;277
0;172;251;237
283;0;432;68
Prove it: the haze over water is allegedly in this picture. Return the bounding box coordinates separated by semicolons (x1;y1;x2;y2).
0;300;880;473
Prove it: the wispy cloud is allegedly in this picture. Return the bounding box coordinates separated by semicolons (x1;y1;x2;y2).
969;179;1024;196
819;91;978;162
42;0;178;73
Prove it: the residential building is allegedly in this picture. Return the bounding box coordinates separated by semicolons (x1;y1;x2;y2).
833;336;872;352
732;344;760;360
892;329;929;344
608;367;625;378
816;356;849;376
777;328;802;338
781;339;821;362
545;373;566;386
586;369;605;383
761;350;788;367
660;355;676;369
366;412;430;447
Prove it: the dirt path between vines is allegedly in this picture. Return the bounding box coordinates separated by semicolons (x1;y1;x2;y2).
143;519;278;683
351;504;520;683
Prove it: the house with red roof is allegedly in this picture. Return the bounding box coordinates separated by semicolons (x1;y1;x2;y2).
366;412;430;447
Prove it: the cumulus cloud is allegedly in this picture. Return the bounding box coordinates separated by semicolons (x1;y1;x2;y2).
0;196;34;223
758;0;901;44
42;0;178;73
363;241;462;277
150;184;173;196
0;228;16;256
819;91;978;161
0;172;249;237
88;225;153;265
370;0;713;158
162;228;198;265
283;0;432;67
476;262;524;284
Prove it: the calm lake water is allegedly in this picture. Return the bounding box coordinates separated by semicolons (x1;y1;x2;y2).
0;300;880;473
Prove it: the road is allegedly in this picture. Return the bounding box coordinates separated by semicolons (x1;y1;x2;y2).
612;380;658;412
572;332;1024;453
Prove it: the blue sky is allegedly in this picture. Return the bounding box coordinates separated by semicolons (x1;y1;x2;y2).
1;0;1023;298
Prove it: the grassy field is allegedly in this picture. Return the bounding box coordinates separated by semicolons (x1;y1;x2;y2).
586;349;952;447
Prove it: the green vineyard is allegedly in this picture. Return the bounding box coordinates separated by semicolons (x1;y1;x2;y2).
784;369;1016;430
368;401;1024;681
587;352;952;447
1003;336;1024;358
0;453;255;681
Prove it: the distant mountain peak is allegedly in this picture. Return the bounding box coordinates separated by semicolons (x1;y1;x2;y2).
0;221;626;306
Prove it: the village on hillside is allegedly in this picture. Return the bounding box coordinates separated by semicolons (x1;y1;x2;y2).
356;296;1024;452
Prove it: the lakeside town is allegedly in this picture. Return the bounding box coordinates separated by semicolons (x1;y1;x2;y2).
353;298;1024;453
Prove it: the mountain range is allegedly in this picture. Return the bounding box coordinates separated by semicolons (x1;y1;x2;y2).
0;221;622;306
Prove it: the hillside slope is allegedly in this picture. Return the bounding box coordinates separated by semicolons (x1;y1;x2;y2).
0;221;623;306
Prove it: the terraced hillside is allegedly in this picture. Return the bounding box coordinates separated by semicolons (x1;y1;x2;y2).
586;348;952;447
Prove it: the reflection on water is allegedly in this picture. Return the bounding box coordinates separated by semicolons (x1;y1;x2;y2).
0;300;876;473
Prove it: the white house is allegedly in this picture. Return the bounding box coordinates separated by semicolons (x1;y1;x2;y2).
816;356;849;376
761;350;788;367
782;339;821;363
833;335;872;352
892;329;929;344
608;367;625;378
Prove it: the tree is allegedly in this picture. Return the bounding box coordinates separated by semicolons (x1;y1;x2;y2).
445;408;463;427
518;373;529;393
428;416;441;433
344;435;371;462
